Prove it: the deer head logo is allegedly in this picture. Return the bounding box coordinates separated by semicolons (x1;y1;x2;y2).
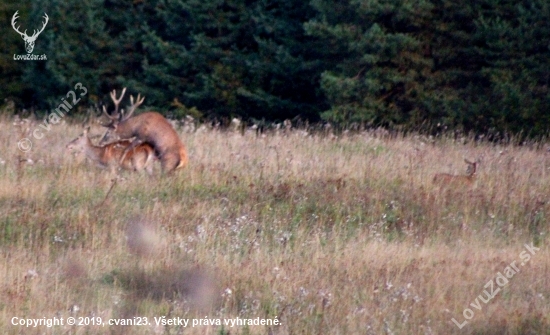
11;11;49;54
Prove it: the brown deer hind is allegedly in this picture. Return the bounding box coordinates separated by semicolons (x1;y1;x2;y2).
433;159;478;187
66;127;155;175
101;88;188;174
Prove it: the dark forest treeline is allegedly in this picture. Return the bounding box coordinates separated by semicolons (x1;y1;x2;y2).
0;0;548;137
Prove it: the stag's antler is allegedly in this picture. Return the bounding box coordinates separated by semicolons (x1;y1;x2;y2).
102;105;115;120
102;87;127;122
109;87;127;116
11;11;48;40
122;94;145;121
11;11;26;38
32;13;48;39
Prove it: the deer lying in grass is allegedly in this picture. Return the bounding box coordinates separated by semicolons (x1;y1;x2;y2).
66;127;155;175
433;158;478;187
101;88;188;174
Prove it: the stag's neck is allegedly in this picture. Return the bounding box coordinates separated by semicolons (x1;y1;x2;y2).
116;118;141;137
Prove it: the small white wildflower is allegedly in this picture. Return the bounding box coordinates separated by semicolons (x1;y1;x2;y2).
25;269;38;279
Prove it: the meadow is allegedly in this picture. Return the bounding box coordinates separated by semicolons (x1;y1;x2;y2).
0;113;549;334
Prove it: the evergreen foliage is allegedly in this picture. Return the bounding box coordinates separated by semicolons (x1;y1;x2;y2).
0;1;30;104
0;0;548;137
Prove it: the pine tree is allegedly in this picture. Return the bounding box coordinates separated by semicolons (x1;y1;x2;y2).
472;0;550;136
22;0;113;109
305;0;434;127
0;1;31;106
145;0;322;120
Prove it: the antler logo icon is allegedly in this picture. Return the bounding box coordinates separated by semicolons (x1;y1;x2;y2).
11;11;49;54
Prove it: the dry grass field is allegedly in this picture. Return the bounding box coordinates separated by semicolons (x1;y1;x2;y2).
0;113;549;334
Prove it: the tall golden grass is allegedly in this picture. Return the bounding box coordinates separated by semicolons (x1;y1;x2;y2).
0;113;548;334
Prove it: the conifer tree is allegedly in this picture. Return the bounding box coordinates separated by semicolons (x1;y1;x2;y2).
0;2;31;105
305;0;434;127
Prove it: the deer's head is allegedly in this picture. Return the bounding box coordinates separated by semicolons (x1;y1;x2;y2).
11;11;49;54
101;88;144;143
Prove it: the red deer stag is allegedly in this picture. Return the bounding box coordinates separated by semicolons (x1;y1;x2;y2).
67;127;155;175
101;88;188;174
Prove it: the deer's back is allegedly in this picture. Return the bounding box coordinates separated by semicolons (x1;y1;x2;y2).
121;112;184;152
104;140;153;160
433;173;475;186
